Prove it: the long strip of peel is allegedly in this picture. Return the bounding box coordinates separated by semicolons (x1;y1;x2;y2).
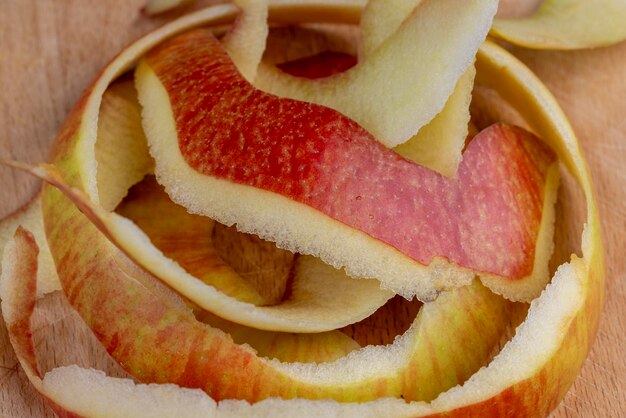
222;0;269;82
491;0;626;50
1;224;519;406
137;29;558;302
392;66;475;177
358;0;423;59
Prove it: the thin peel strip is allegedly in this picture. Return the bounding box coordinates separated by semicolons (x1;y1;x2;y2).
358;0;471;176
222;0;269;82
0;195;61;297
137;30;557;302
392;65;474;177
491;0;626;50
358;0;423;59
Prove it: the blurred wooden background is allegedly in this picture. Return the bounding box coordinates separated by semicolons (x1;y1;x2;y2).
0;0;624;416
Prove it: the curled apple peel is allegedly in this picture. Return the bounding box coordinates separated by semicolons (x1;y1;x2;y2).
491;0;626;50
0;0;611;416
137;29;559;302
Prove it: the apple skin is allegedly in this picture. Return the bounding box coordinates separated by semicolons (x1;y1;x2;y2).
0;222;602;417
32;69;520;402
40;169;522;402
0;228;83;418
143;29;556;285
424;256;602;418
2;2;600;416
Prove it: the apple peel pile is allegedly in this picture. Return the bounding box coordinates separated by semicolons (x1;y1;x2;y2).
0;0;612;416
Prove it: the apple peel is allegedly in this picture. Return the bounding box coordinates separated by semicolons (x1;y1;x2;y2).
197;309;361;363
137;29;559;302
356;0;472;176
95;80;155;212
358;0;423;60
393;65;475;177
10;160;394;332
491;0;626;50
0;2;606;416
221;0;269;83
1;223;520;405
274;43;473;178
0;194;60;297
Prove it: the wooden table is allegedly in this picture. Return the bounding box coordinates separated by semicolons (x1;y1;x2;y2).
1;1;624;416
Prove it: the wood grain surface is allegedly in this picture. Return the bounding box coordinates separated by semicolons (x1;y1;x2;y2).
0;1;624;416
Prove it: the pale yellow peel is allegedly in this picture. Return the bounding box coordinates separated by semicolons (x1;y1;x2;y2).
222;0;269;82
96;80;154;211
491;0;626;50
198;307;361;363
393;65;475;177
358;0;474;176
143;0;196;16
358;0;423;59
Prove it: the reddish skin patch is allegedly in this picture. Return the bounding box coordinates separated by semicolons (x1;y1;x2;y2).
3;228;41;377
277;51;357;79
146;29;556;280
3;229;85;417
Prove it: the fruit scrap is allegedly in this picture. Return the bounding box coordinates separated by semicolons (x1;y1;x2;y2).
0;194;60;296
491;0;626;50
0;0;613;416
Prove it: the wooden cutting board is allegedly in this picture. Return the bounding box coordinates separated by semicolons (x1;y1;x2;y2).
0;1;624;416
